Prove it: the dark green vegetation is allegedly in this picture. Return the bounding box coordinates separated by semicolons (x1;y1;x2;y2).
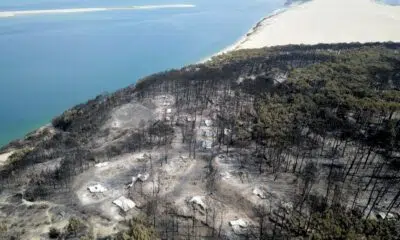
0;42;400;239
115;217;158;240
307;209;399;239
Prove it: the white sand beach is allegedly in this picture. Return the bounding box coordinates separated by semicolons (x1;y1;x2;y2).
211;0;400;59
0;4;196;18
0;151;14;166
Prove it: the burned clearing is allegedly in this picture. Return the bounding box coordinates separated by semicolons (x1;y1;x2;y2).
1;43;400;239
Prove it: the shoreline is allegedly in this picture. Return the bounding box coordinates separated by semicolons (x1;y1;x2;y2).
201;0;400;63
198;3;300;63
196;8;287;64
2;0;400;149
0;4;196;18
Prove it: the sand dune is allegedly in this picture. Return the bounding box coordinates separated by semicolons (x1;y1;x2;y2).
0;151;14;166
212;0;400;59
0;4;196;18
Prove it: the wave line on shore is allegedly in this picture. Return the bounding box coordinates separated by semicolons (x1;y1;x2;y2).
0;4;196;18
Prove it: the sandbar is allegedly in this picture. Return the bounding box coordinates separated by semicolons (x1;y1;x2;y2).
0;4;196;18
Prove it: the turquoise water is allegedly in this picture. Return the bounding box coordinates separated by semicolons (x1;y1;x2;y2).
382;0;400;5
0;0;287;147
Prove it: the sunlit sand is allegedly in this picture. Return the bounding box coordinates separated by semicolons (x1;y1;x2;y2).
0;4;196;18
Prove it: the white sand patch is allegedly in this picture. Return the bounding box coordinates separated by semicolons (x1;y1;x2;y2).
203;0;400;62
0;4;196;18
220;171;232;180
189;196;206;210
229;218;248;228
240;0;400;47
95;162;109;168
88;184;108;193
104;102;154;130
376;211;396;219
253;187;267;199
113;196;136;212
204;119;213;127
229;218;248;234
127;173;150;188
0;151;14;166
138;173;149;181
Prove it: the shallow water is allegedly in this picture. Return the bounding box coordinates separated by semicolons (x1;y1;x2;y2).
382;0;400;5
0;0;287;146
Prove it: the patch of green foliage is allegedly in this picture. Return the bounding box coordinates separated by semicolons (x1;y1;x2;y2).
0;221;7;233
307;209;400;240
6;148;32;166
255;45;400;150
207;42;399;67
66;217;86;237
115;216;158;240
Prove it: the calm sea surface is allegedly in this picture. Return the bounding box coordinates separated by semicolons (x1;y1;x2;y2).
0;0;288;147
383;0;400;5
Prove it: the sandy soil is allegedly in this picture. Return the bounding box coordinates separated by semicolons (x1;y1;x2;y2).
1;92;398;238
206;0;400;61
0;151;14;166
